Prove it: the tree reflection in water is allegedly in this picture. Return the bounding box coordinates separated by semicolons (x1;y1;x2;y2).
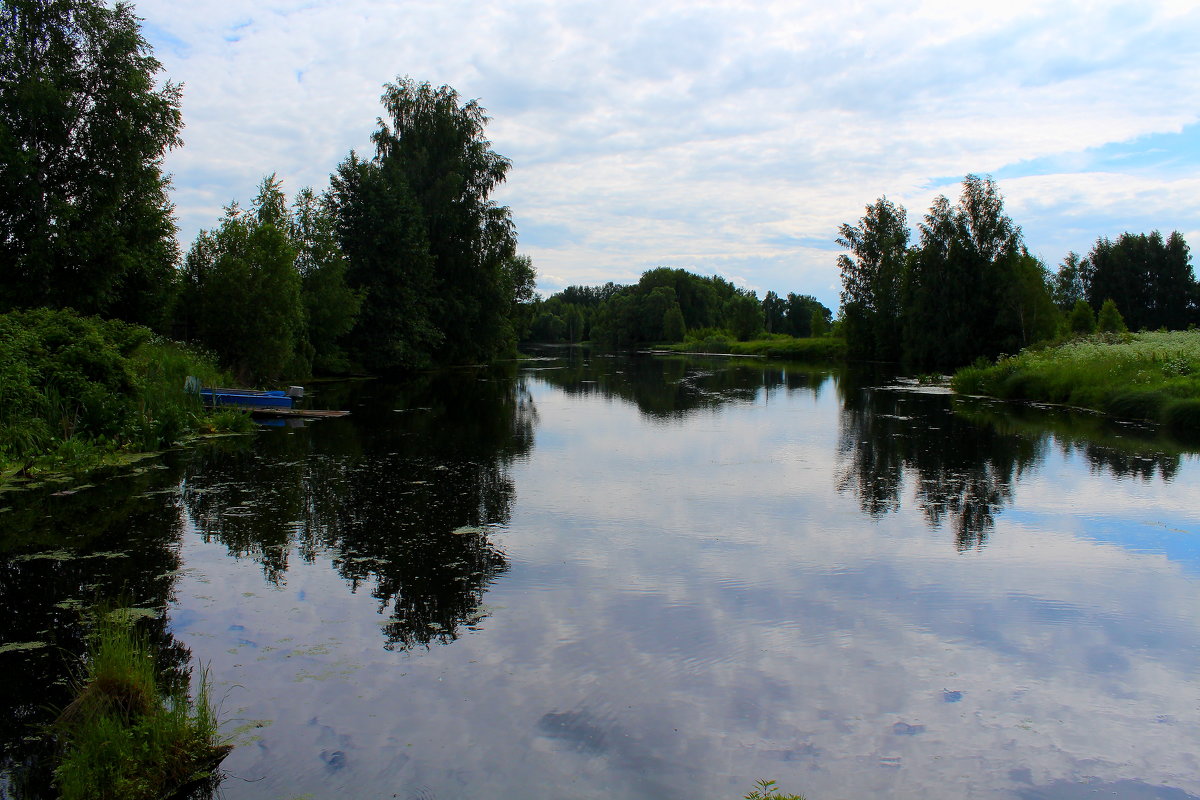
835;376;1040;549
837;371;1188;550
529;347;823;419
179;366;536;650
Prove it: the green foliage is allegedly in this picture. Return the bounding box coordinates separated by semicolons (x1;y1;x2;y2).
367;77;523;365
810;308;830;338
52;608;227;800
326;78;537;370
197;408;255;435
1068;299;1096;334
179;176;307;383
292;187;363;374
663;304;686;342
903;176;1049;369
950;331;1200;439
1052;251;1088;310
0;0;183;329
661;332;846;362
726;292;764;340
330;152;441;371
1097;298;1128;333
839;177;1061;370
548;268;795;348
1106;390;1167;421
837;196;908;360
0;308;226;479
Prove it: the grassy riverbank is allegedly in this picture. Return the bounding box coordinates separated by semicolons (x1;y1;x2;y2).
656;332;847;362
0;308;252;484
951;330;1200;438
52;608;228;800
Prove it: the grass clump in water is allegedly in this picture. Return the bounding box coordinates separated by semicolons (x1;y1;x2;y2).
743;779;805;800
52;609;230;800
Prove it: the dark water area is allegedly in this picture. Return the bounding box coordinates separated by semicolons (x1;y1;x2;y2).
2;350;1199;799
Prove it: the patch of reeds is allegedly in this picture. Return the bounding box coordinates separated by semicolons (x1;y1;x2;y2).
52;609;229;800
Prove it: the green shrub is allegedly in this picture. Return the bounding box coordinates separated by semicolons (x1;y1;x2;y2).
199;409;256;435
1097;299;1128;333
666;332;846;363
998;369;1057;401
950;365;991;395
1068;299;1096;335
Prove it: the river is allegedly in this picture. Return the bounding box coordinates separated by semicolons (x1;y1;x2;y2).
2;349;1199;800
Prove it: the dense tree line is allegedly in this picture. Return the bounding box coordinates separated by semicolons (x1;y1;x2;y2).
838;175;1195;370
1052;232;1194;332
526;267;832;347
0;0;535;384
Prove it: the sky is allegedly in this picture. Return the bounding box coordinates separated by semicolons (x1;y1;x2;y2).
135;0;1200;311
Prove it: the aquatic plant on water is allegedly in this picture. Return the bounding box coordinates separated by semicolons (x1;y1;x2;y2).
51;609;230;800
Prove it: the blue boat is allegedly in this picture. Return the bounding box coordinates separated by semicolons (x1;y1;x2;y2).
199;387;294;410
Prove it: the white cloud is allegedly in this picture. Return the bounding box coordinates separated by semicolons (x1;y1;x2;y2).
137;0;1200;309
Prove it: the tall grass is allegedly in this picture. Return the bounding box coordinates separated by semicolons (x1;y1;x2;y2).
53;610;229;800
951;331;1200;439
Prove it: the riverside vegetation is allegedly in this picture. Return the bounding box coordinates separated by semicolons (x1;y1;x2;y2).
0;309;251;484
951;330;1200;439
51;607;227;800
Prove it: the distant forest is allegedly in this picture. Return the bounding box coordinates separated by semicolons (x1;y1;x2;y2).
523;267;831;348
0;0;534;382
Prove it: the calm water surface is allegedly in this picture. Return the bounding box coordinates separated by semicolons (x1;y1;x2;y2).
2;350;1199;800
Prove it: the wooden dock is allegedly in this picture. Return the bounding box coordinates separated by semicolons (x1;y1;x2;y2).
249;408;351;419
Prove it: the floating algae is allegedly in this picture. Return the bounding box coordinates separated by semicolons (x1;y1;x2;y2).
104;607;160;623
13;549;129;562
0;641;49;654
